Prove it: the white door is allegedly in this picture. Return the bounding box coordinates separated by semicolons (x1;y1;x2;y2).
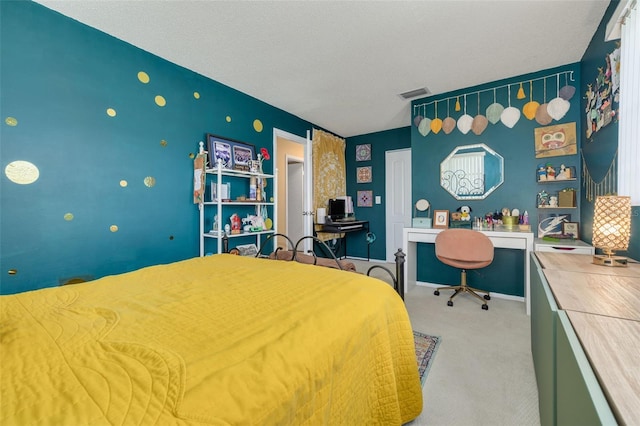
287;159;304;243
385;149;412;262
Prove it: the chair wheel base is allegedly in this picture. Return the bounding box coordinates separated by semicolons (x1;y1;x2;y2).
482;304;489;310
434;290;440;296
447;300;453;307
484;294;491;300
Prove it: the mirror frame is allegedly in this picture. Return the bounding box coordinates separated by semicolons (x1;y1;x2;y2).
440;143;504;200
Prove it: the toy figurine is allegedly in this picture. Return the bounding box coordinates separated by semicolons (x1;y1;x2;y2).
230;213;242;234
537;190;550;207
537;164;547;181
546;164;556;180
549;196;558;207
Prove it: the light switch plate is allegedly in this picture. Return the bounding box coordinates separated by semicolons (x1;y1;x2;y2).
375;196;381;204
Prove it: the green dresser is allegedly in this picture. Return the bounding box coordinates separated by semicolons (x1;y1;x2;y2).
530;251;640;426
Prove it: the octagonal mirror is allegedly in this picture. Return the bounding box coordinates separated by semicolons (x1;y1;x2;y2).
440;143;504;200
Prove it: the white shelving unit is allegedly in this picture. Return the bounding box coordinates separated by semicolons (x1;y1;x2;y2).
199;163;276;256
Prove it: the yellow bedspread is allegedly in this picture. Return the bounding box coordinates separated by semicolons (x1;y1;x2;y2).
1;255;422;425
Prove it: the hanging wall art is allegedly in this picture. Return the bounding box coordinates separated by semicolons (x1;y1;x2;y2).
534;122;577;158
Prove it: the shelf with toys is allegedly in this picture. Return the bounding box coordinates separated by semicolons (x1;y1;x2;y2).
536;162;578;209
194;140;276;256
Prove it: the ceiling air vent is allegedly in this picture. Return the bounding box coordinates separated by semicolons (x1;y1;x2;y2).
399;87;431;100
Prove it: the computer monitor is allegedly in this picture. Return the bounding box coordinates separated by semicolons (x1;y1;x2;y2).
327;198;346;221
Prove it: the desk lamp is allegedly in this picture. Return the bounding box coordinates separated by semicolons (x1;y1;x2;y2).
592;195;631;267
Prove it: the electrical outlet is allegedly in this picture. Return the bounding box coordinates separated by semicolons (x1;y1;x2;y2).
375;196;381;204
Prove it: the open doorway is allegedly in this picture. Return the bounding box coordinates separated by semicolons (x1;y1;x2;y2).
273;129;311;250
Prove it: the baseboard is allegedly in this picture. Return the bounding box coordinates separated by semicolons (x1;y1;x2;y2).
415;281;525;303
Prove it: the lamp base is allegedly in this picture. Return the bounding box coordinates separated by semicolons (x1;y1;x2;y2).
592;254;628;267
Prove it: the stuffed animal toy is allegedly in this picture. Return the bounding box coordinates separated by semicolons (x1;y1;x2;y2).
457;205;472;221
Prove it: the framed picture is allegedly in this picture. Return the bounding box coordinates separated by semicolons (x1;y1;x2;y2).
534;122;577;158
356;166;372;183
433;210;449;229
355;144;371;161
357;190;373;207
562;222;580;239
206;134;255;171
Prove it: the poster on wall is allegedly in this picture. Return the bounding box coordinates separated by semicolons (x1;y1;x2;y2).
534;122;577;158
584;47;620;139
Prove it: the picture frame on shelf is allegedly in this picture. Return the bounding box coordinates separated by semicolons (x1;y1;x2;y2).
433;210;449;229
562;222;580;239
206;133;255;171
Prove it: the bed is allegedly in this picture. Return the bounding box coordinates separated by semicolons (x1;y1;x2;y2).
1;253;422;424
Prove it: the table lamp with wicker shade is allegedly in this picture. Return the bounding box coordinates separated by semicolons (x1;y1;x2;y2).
592;195;632;267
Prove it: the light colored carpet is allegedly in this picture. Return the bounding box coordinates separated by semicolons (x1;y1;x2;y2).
350;259;541;426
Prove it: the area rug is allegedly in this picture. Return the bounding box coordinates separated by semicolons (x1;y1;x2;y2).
414;330;441;385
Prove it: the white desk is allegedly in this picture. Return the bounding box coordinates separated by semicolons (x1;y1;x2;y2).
403;227;535;315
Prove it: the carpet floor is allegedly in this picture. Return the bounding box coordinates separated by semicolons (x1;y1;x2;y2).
414;331;441;385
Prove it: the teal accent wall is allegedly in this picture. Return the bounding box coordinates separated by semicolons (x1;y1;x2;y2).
580;1;640;261
345;127;411;260
0;1;311;294
409;63;582;296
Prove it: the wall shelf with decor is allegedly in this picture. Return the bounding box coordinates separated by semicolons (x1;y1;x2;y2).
198;151;276;255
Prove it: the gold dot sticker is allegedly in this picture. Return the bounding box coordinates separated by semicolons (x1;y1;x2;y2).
144;176;156;187
64;213;74;221
193;92;200;99
110;225;119;232
155;95;166;107
8;269;17;275
189;153;195;159
107;108;117;117
253;119;263;132
138;71;150;84
160;139;167;147
120;180;128;187
5;117;18;126
226;116;232;123
5;161;39;184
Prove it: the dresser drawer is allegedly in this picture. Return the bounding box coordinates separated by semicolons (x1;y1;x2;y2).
534;239;595;255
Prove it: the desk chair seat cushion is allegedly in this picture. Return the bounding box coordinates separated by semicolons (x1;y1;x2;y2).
435;229;494;270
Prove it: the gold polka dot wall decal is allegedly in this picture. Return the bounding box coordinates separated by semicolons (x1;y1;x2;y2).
137;71;150;83
144;176;156;187
5;117;18;126
64;213;74;221
253;119;263;132
110;225;119;232
120;180;128;187
107;108;117;117
160;139;167;147
5;161;39;184
193;92;200;99
155;95;166;107
189;153;195;159
226;116;232;123
8;269;17;275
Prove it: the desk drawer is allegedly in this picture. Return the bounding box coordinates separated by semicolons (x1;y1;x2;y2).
535;245;594;255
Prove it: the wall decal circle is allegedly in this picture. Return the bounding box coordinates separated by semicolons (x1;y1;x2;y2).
144;176;156;187
253;119;263;132
5;117;18;126
155;95;166;107
64;213;74;221
106;108;117;117
137;71;150;83
110;225;119;232
226;116;232;122
120;180;128;187
193;92;200;99
5;161;39;184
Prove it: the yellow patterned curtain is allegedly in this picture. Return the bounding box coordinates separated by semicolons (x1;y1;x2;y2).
312;128;346;213
312;129;346;242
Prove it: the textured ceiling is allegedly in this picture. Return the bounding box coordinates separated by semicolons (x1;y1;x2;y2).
35;0;609;138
